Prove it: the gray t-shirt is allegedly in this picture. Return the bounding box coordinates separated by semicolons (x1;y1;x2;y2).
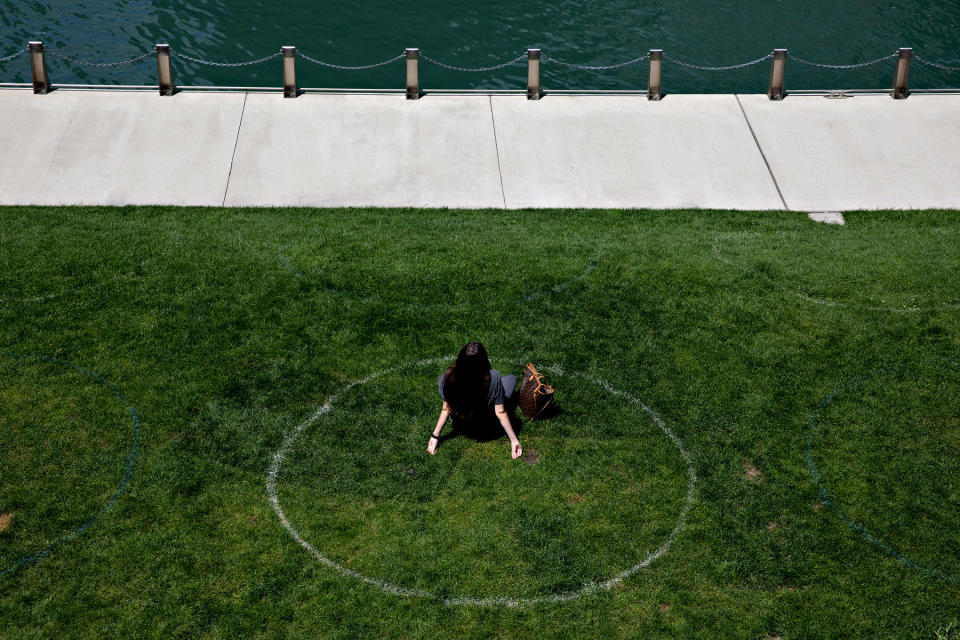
439;368;504;410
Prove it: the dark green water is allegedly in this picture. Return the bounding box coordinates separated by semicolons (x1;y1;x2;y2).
1;1;959;92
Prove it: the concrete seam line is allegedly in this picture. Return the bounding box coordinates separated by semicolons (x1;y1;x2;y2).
222;92;249;207
807;360;960;584
266;356;697;607
488;95;507;209
734;94;789;211
0;351;140;578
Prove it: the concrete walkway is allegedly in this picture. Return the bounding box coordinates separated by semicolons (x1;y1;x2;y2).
1;88;959;210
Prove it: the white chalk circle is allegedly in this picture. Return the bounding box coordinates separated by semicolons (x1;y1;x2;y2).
712;233;960;313
0;274;142;306
267;357;697;607
0;292;63;304
0;351;140;578
279;248;598;311
807;361;960;584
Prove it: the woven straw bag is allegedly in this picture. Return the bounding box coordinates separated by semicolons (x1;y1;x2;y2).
518;363;555;421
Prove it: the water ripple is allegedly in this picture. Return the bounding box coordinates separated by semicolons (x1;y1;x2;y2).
2;0;959;90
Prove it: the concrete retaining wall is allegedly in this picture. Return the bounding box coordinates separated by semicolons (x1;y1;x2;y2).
2;88;958;210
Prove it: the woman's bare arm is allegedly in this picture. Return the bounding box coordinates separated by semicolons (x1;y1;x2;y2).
495;403;522;459
427;401;452;454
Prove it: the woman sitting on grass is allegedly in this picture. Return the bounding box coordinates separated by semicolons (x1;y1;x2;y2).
427;341;523;459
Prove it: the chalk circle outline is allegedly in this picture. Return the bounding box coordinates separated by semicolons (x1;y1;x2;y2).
1;273;142;306
267;356;697;607
0;292;63;304
806;361;960;584
712;233;960;313
0;351;140;578
279;247;599;311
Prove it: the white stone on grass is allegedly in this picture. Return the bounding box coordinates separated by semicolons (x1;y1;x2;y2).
808;211;845;225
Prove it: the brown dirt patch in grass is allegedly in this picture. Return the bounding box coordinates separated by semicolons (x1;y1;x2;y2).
524;449;539;465
565;494;584;504
767;521;778;531
659;602;670;612
0;512;14;532
743;461;763;483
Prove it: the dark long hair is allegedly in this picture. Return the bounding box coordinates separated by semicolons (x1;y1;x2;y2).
443;342;492;421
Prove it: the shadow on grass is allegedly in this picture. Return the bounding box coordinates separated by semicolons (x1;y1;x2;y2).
441;405;563;445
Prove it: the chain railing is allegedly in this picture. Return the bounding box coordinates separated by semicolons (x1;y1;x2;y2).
0;47;28;63
788;52;897;69
5;41;960;101
299;51;404;70
46;49;154;67
664;52;772;71
542;53;649;71
420;52;526;73
172;49;281;67
914;55;960;72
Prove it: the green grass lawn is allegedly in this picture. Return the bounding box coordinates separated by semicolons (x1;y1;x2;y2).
0;206;958;639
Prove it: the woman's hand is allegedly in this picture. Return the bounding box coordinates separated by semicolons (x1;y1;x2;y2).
494;403;522;460
430;403;451;456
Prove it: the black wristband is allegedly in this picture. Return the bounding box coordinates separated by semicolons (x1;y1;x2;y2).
430;434;440;440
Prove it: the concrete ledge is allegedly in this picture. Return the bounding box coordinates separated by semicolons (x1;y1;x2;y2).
0;89;245;206
493;94;784;210
224;94;503;208
739;94;960;211
2;88;959;210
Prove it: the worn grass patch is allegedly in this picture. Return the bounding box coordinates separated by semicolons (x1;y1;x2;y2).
275;360;688;600
0;206;958;639
0;355;133;571
809;357;960;581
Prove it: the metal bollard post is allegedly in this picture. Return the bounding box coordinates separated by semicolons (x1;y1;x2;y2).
527;48;541;100
891;47;912;99
647;49;663;100
28;41;50;95
767;49;787;101
406;48;419;100
282;46;297;98
156;44;173;96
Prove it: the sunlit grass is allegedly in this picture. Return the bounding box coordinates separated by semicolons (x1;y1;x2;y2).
0;206;958;639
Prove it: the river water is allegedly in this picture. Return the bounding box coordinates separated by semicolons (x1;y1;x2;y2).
1;1;959;92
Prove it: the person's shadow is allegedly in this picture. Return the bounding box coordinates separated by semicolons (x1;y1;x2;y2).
438;402;562;445
447;411;524;443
